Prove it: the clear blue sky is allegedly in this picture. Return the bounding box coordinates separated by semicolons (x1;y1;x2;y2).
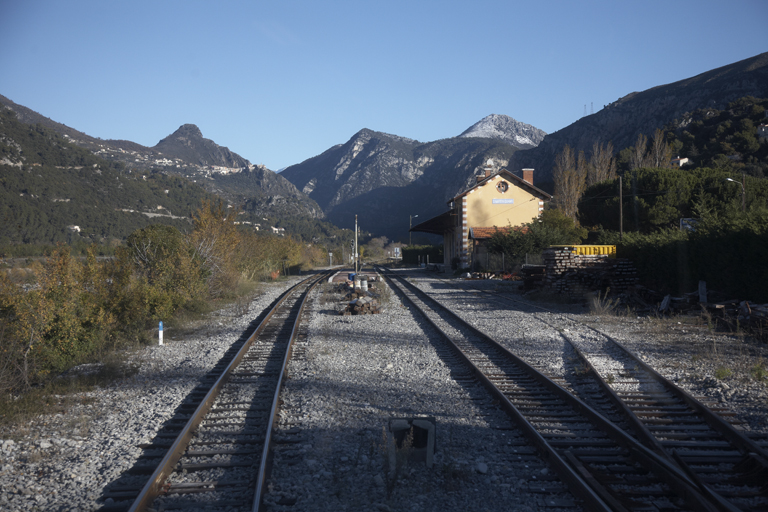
1;1;766;171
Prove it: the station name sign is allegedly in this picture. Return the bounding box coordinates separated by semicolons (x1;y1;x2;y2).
492;198;515;204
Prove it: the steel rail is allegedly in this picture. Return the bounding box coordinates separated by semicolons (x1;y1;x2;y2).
564;339;743;512
403;270;766;511
592;326;768;461
380;267;721;512
463;279;768;470
251;271;326;511
415;270;768;462
127;271;329;512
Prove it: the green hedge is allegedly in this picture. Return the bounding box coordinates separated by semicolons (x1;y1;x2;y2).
597;208;768;301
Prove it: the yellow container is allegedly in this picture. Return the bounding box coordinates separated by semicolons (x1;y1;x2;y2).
549;245;617;257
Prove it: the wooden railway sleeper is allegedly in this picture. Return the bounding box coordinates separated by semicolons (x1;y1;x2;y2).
563;450;631;512
732;452;768;489
380;268;725;512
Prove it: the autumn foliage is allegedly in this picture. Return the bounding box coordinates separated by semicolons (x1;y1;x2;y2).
0;200;327;394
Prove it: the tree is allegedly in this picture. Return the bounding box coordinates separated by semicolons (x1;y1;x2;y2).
363;236;389;261
126;224;186;285
630;133;651;170
588;141;616;186
649;128;672;168
552;145;585;220
189;200;240;298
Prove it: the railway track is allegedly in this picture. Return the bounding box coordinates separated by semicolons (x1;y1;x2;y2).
103;270;330;512
379;266;755;512
565;326;768;510
402;269;768;511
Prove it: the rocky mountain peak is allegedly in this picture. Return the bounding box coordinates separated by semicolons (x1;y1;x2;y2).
169;123;203;140
459;114;546;149
153;124;250;168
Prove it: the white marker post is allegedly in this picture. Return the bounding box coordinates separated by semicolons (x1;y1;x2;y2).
159;321;164;346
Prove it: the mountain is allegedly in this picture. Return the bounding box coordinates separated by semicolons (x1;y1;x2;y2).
0;96;248;171
153;124;250;168
511;52;768;187
280;127;532;240
0;96;323;221
0;93;99;143
0;108;215;249
459;114;546;149
206;165;324;219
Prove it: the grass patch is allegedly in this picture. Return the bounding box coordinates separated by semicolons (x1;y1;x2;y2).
751;361;767;382
373;281;393;308
714;367;733;380
0;355;139;428
588;288;619;316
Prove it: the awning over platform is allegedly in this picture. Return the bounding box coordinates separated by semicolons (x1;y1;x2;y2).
410;210;454;235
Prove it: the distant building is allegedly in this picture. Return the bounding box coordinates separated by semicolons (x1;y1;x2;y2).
411;164;551;270
758;124;768;140
671;156;689;167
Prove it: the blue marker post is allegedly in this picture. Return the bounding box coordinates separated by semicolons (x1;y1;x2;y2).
159;321;164;346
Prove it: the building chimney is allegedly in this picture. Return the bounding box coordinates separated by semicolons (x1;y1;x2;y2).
476;159;493;182
522;168;534;185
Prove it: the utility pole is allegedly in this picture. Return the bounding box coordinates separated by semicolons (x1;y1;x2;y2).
409;214;418;245
355;214;358;274
742;172;746;212
726;174;746;212
619;175;623;240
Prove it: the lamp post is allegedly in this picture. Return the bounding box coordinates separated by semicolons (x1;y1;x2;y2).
409;214;418;246
726;175;746;212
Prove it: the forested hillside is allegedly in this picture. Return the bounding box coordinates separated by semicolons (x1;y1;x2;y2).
512;52;768;187
0;108;215;252
661;96;768;176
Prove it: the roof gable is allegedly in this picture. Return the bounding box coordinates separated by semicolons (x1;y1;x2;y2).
450;169;552;204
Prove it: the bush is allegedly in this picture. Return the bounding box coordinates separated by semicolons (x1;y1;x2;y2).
112;224;206;326
0;201;333;395
0;247;115;391
596;207;768;301
488;209;587;265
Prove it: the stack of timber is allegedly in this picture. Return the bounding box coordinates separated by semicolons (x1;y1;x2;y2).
542;248;638;297
521;265;546;291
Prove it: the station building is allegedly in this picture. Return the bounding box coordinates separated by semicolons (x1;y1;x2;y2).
410;164;552;270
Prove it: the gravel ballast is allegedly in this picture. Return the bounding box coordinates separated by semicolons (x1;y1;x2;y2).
0;278;302;512
1;269;766;512
408;272;768;435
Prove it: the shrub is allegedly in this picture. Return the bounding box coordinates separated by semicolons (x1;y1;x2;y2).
596;207;768;301
0;246;115;391
488;209;587;265
714;367;733;380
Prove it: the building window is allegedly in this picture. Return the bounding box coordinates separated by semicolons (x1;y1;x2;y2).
496;181;509;193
